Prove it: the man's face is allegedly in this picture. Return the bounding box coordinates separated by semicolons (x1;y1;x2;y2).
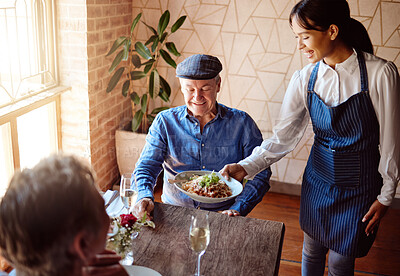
180;77;221;117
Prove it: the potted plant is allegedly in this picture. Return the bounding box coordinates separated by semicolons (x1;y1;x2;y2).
106;11;186;174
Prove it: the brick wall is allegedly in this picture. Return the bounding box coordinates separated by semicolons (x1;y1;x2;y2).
57;0;132;190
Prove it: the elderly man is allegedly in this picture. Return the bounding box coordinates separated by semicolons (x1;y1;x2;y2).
0;154;128;276
132;54;271;218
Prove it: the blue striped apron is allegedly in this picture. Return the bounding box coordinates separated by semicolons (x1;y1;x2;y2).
299;51;383;257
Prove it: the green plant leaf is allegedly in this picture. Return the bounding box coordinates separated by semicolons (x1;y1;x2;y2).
160;32;168;43
141;94;148;113
151;37;159;53
130;92;140;104
108;50;125;72
106;36;126;56
145;35;157;46
122;80;130;97
106;67;125;92
122;40;130;60
149;70;160;99
131;54;141;68
130;71;146;80
158;10;170;38
135;42;152;60
142;21;157;35
166;42;181;57
171;16;186;33
142;59;155;66
158;88;169;102
159;49;177;68
130;13;142;34
151;106;169;114
144;64;152;74
146;114;155;124
159;75;171;99
131;110;144;132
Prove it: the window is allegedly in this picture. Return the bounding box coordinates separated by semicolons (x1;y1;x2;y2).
0;0;59;197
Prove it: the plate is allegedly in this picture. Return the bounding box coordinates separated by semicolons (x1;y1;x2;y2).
123;265;162;276
174;170;243;203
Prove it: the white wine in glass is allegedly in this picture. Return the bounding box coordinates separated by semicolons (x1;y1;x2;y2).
120;173;138;211
189;212;210;276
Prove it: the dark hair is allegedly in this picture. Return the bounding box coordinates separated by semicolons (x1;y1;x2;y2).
289;0;373;54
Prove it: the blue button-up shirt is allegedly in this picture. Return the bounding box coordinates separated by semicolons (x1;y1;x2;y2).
134;103;271;216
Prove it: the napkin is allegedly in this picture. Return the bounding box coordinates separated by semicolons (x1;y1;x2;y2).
103;190;126;217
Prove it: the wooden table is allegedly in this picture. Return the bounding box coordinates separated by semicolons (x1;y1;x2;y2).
132;202;285;276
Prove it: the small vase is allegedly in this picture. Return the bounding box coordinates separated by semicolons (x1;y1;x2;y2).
107;232;139;265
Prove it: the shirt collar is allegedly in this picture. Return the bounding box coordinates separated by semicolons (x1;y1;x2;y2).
180;102;226;122
318;49;358;76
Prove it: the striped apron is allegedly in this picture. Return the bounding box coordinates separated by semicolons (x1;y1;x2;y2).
299;52;383;257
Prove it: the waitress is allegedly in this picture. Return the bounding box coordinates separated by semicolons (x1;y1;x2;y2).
221;0;400;275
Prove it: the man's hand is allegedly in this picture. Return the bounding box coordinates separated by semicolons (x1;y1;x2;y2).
362;200;389;236
220;163;247;182
220;209;240;216
131;198;154;220
82;250;128;276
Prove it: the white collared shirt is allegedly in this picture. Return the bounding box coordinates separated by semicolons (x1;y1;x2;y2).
239;50;400;206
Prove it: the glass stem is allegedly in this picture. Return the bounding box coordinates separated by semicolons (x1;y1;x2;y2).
195;252;203;276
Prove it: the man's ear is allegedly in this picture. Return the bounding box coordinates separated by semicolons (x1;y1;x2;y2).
72;231;89;262
216;77;221;93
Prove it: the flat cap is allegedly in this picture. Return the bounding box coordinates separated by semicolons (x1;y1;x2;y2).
176;54;222;80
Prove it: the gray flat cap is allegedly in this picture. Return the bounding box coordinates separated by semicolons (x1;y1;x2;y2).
176;54;222;80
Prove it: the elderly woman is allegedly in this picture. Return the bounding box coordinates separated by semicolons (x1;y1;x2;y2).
0;154;128;276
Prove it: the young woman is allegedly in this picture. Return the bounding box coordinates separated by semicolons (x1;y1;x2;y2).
221;0;400;275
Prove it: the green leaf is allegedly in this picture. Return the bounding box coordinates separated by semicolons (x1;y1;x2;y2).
171;16;186;33
141;94;148;113
130;13;142;34
142;59;155;66
159;32;168;43
106;67;125;92
135;42;152;60
108;50;125;72
144;64;152;74
166;42;180;57
142;21;157;35
158;88;169;102
146;114;155;124
123;39;130;61
130;71;146;80
151;37;159;53
151;106;169;114
131;54;141;68
106;36;126;56
130;92;140;104
159;49;177;68
145;35;157;46
131;110;144;132
159;75;171;98
158;10;170;38
122;80;130;97
149;70;160;99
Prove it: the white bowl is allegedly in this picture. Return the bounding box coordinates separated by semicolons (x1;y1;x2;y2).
174;170;243;203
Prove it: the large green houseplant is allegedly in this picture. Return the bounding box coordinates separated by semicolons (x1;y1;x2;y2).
106;10;186;133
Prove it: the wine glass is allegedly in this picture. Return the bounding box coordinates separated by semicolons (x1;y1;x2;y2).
189;212;210;276
120;173;138;212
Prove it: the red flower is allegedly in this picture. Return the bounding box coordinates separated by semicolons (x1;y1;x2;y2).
120;214;137;227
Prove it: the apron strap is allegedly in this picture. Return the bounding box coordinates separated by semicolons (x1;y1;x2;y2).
356;50;369;92
307;62;320;92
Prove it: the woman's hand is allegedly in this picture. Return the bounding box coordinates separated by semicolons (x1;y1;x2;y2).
219;163;247;182
83;250;128;276
131;198;154;220
220;209;240;217
362;200;388;236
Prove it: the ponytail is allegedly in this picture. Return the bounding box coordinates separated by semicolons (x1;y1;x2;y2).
343;18;373;54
